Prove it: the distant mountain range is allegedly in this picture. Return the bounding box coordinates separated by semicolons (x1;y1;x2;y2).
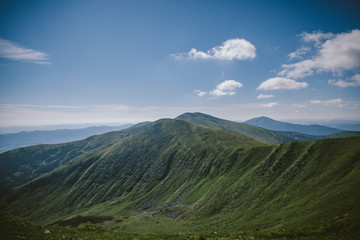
1;114;359;154
244;116;343;135
0;124;133;153
1;112;360;237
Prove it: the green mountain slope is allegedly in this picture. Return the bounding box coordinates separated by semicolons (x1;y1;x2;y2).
1;118;359;235
176;112;318;144
177;112;360;144
1;119;265;223
0;122;150;196
244;116;342;135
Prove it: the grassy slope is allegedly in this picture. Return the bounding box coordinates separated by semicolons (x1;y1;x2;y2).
176;112;319;144
176;112;360;143
1;120;264;222
0;123;149;196
1;119;359;237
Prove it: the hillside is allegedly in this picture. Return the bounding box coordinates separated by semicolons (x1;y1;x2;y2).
177;113;360;143
0;124;133;153
176;112;318;144
0;122;150;196
1;118;359;237
244;116;342;135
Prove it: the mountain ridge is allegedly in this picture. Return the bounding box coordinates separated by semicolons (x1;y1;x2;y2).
0;124;135;153
176;112;360;144
244;116;343;135
0;115;359;235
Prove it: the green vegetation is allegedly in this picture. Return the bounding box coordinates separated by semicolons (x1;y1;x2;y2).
1;211;358;240
0;114;359;239
0;122;149;196
176;112;360;143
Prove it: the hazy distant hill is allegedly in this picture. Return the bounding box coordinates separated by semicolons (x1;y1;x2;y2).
1;113;360;236
244;116;343;135
0;124;133;153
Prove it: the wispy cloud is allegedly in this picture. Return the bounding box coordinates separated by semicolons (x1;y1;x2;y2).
257;94;274;100
0;104;85;109
0;38;51;64
194;90;207;97
287;47;310;60
279;29;360;79
260;102;279;108
310;98;348;108
299;31;334;46
293;104;306;108
196;80;243;97
171;38;256;61
328;74;360;88
257;77;308;91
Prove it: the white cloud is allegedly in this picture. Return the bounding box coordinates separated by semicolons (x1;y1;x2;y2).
1;102;360;127
194;90;207;97
300;31;334;46
0;38;51;64
172;38;256;61
196;80;243;97
256;77;308;90
328;74;360;88
293;104;306;108
260;102;279;108
257;93;274;100
310;98;348;108
288;47;311;60
280;30;360;79
0;104;85;109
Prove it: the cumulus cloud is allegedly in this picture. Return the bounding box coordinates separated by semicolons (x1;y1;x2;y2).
328;74;360;88
196;80;243;97
0;38;51;64
172;38;256;61
310;98;348;108
299;31;334;46
288;47;311;60
280;30;360;79
260;102;279;108
257;94;274;100
257;77;308;90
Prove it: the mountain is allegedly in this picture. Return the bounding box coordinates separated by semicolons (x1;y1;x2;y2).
244;116;343;135
176;112;360;144
0;124;134;153
176;112;317;144
1;115;359;237
0;122;150;196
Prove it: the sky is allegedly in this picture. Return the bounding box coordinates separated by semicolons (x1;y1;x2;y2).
0;0;360;127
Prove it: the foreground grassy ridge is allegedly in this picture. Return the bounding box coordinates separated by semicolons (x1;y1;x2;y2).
1;211;358;240
1;119;360;235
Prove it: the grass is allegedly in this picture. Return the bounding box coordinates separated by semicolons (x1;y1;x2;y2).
1;211;359;240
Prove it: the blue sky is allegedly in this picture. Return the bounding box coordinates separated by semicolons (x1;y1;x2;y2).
0;0;359;126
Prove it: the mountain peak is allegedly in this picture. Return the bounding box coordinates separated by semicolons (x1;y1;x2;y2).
176;112;213;119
